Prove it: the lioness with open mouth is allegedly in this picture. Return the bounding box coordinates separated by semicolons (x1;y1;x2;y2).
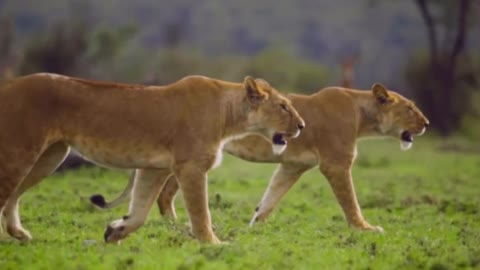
0;73;304;244
89;83;428;233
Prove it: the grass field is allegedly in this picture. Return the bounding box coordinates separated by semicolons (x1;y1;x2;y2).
1;136;479;270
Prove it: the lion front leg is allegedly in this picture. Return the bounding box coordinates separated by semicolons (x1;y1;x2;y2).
319;161;383;232
104;168;171;243
174;160;221;244
250;163;311;225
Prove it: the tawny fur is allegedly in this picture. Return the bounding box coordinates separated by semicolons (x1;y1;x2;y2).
0;73;304;244
88;83;429;233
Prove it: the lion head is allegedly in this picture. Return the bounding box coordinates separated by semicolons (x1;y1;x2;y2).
243;76;305;154
372;83;429;150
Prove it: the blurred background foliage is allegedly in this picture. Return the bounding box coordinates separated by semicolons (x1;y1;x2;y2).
0;0;479;136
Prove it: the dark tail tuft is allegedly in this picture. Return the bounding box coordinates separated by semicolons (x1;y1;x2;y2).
90;194;107;208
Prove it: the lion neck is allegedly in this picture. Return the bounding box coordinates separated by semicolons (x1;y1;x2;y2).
352;91;384;138
222;89;256;139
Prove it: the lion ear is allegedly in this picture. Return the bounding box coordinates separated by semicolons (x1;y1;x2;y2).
244;76;268;106
372;83;389;104
253;78;271;88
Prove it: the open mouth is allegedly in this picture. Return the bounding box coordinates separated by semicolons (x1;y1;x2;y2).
272;133;287;145
400;130;413;150
401;131;413;143
271;133;288;154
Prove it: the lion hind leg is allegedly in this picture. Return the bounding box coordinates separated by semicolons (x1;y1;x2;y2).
1;142;70;241
157;175;179;219
249;163;310;226
92;172;180;219
0;159;38;239
0;156;39;212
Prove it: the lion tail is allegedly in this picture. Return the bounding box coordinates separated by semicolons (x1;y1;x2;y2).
90;170;135;209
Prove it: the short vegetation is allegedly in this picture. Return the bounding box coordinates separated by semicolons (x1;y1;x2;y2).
1;137;479;269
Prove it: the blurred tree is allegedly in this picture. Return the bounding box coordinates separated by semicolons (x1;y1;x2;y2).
368;0;479;135
406;53;479;132
0;17;15;80
410;0;478;135
162;11;190;50
18;22;88;75
15;0;137;78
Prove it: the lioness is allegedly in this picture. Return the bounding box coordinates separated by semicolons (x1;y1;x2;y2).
89;83;429;232
0;73;305;244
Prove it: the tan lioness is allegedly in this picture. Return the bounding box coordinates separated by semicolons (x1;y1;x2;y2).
0;73;305;244
88;83;429;232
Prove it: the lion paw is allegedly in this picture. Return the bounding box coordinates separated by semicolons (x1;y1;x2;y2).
0;217;5;235
359;224;384;233
211;236;223;245
104;219;128;244
203;235;223;245
371;225;384;233
194;231;223;244
6;226;32;242
351;221;384;233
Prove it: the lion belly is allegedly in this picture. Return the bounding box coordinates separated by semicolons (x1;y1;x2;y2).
68;139;172;169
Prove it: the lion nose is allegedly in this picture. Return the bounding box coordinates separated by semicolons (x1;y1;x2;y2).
424;121;430;127
298;123;305;130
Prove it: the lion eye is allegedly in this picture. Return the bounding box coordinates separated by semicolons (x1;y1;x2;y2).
280;104;289;112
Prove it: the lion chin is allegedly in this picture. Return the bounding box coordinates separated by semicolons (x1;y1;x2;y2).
272;143;287;154
400;140;412;151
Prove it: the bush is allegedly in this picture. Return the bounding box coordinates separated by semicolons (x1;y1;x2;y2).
17;22;137;79
459;91;480;140
143;47;331;94
242;48;330;93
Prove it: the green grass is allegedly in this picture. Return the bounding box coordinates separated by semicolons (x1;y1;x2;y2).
1;136;479;270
